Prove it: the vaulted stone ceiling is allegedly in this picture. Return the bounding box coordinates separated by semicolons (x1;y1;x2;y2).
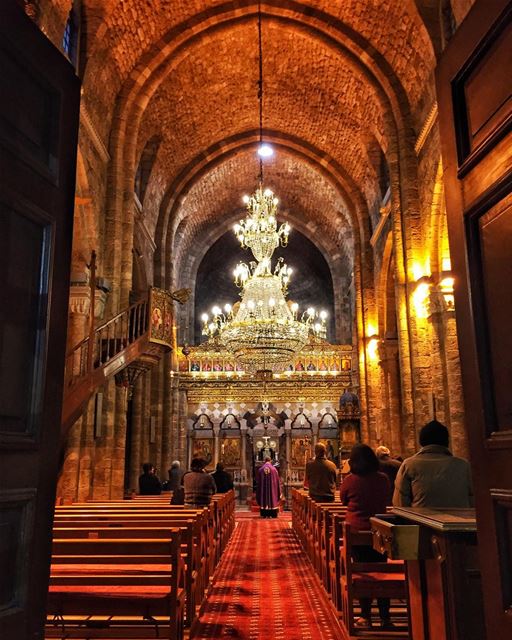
70;0;443;339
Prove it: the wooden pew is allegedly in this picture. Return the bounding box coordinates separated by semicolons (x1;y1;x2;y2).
47;533;185;640
52;491;235;608
52;522;202;625
341;523;408;636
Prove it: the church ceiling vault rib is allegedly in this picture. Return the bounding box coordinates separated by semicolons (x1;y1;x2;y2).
83;1;435;299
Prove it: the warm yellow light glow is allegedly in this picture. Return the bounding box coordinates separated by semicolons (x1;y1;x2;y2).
366;323;377;337
412;258;431;282
440;277;454;292
367;337;379;360
412;281;431;318
441;257;451;272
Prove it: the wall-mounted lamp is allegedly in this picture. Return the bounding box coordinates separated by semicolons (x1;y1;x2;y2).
412;275;432;319
366;335;380;360
439;271;455;311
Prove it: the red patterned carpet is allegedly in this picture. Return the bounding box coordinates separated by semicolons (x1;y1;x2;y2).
192;514;346;639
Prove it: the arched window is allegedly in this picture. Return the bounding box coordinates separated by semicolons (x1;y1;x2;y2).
62;1;81;69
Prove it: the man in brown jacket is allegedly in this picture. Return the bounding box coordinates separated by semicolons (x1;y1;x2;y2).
305;442;338;502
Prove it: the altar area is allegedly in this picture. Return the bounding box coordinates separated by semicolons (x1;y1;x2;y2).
177;341;360;505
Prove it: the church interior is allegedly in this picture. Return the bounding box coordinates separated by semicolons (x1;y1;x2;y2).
1;0;511;639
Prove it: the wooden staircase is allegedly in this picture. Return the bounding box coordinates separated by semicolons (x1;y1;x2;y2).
61;288;174;432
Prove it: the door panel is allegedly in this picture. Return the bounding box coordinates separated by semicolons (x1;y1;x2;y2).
436;0;512;637
0;3;80;639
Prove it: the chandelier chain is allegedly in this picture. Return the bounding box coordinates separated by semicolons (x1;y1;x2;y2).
257;0;264;183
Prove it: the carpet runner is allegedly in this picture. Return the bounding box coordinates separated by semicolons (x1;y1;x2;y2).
192;514;346;639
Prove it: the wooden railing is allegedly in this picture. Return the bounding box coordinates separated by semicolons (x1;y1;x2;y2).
61;287;174;432
63;297;149;392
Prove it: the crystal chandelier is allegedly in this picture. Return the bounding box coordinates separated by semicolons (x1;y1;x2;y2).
199;4;327;370
201;186;328;370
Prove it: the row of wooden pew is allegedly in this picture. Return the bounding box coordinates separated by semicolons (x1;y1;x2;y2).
46;491;235;639
292;489;409;637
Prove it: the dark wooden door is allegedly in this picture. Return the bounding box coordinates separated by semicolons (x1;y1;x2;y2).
436;1;512;637
0;3;80;639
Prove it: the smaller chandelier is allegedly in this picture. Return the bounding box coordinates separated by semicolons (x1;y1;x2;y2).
201;186;328;370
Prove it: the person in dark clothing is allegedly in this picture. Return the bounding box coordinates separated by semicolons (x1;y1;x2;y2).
375;446;401;503
211;462;234;493
138;462;162;495
168;460;184;492
340;444;393;631
183;458;217;506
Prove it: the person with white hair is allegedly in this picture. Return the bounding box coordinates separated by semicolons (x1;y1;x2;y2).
375;446;401;503
168;460;184;493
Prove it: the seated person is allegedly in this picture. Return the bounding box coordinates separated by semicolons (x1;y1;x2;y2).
340;444;392;630
305;442;337;502
183;458;217;507
168;460;184;492
211;462;234;493
393;420;473;508
138;462;162;495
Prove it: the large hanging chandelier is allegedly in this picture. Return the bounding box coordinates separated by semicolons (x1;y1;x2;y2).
201;186;328;370
199;2;327;370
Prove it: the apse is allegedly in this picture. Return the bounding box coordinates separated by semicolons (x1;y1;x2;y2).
194;227;335;344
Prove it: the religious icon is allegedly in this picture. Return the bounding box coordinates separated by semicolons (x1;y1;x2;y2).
151;307;163;329
342;358;351;370
291;437;312;467
319;438;337;463
201;361;211;371
190;361;200;371
225;361;234;371
221;439;240;467
330;359;339;371
306;361;316;371
192;439;213;465
212;360;222;371
319;360;328;371
295;361;304;371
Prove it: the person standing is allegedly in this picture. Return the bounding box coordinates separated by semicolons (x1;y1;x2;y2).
340;444;393;630
305;442;338;502
393;420;473;508
375;446;401;503
168;460;184;492
138;463;162;495
211;462;234;493
256;457;281;518
183;458;217;507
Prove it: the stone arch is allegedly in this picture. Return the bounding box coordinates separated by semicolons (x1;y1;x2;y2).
101;3;422;311
156;133;362;289
413;0;456;56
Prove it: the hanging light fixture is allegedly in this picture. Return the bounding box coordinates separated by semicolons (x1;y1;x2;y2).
199;3;328;370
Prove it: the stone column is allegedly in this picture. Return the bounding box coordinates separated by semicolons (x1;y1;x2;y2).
187;428;193;469
77;399;96;502
129;377;144;492
285;420;292;470
161;354;173;474
240;421;248;475
58;284;92;502
378;339;402;455
213;425;220;467
177;390;188;464
429;286;468;457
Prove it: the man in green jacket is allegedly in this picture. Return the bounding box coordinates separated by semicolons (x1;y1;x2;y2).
393;420;473;508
